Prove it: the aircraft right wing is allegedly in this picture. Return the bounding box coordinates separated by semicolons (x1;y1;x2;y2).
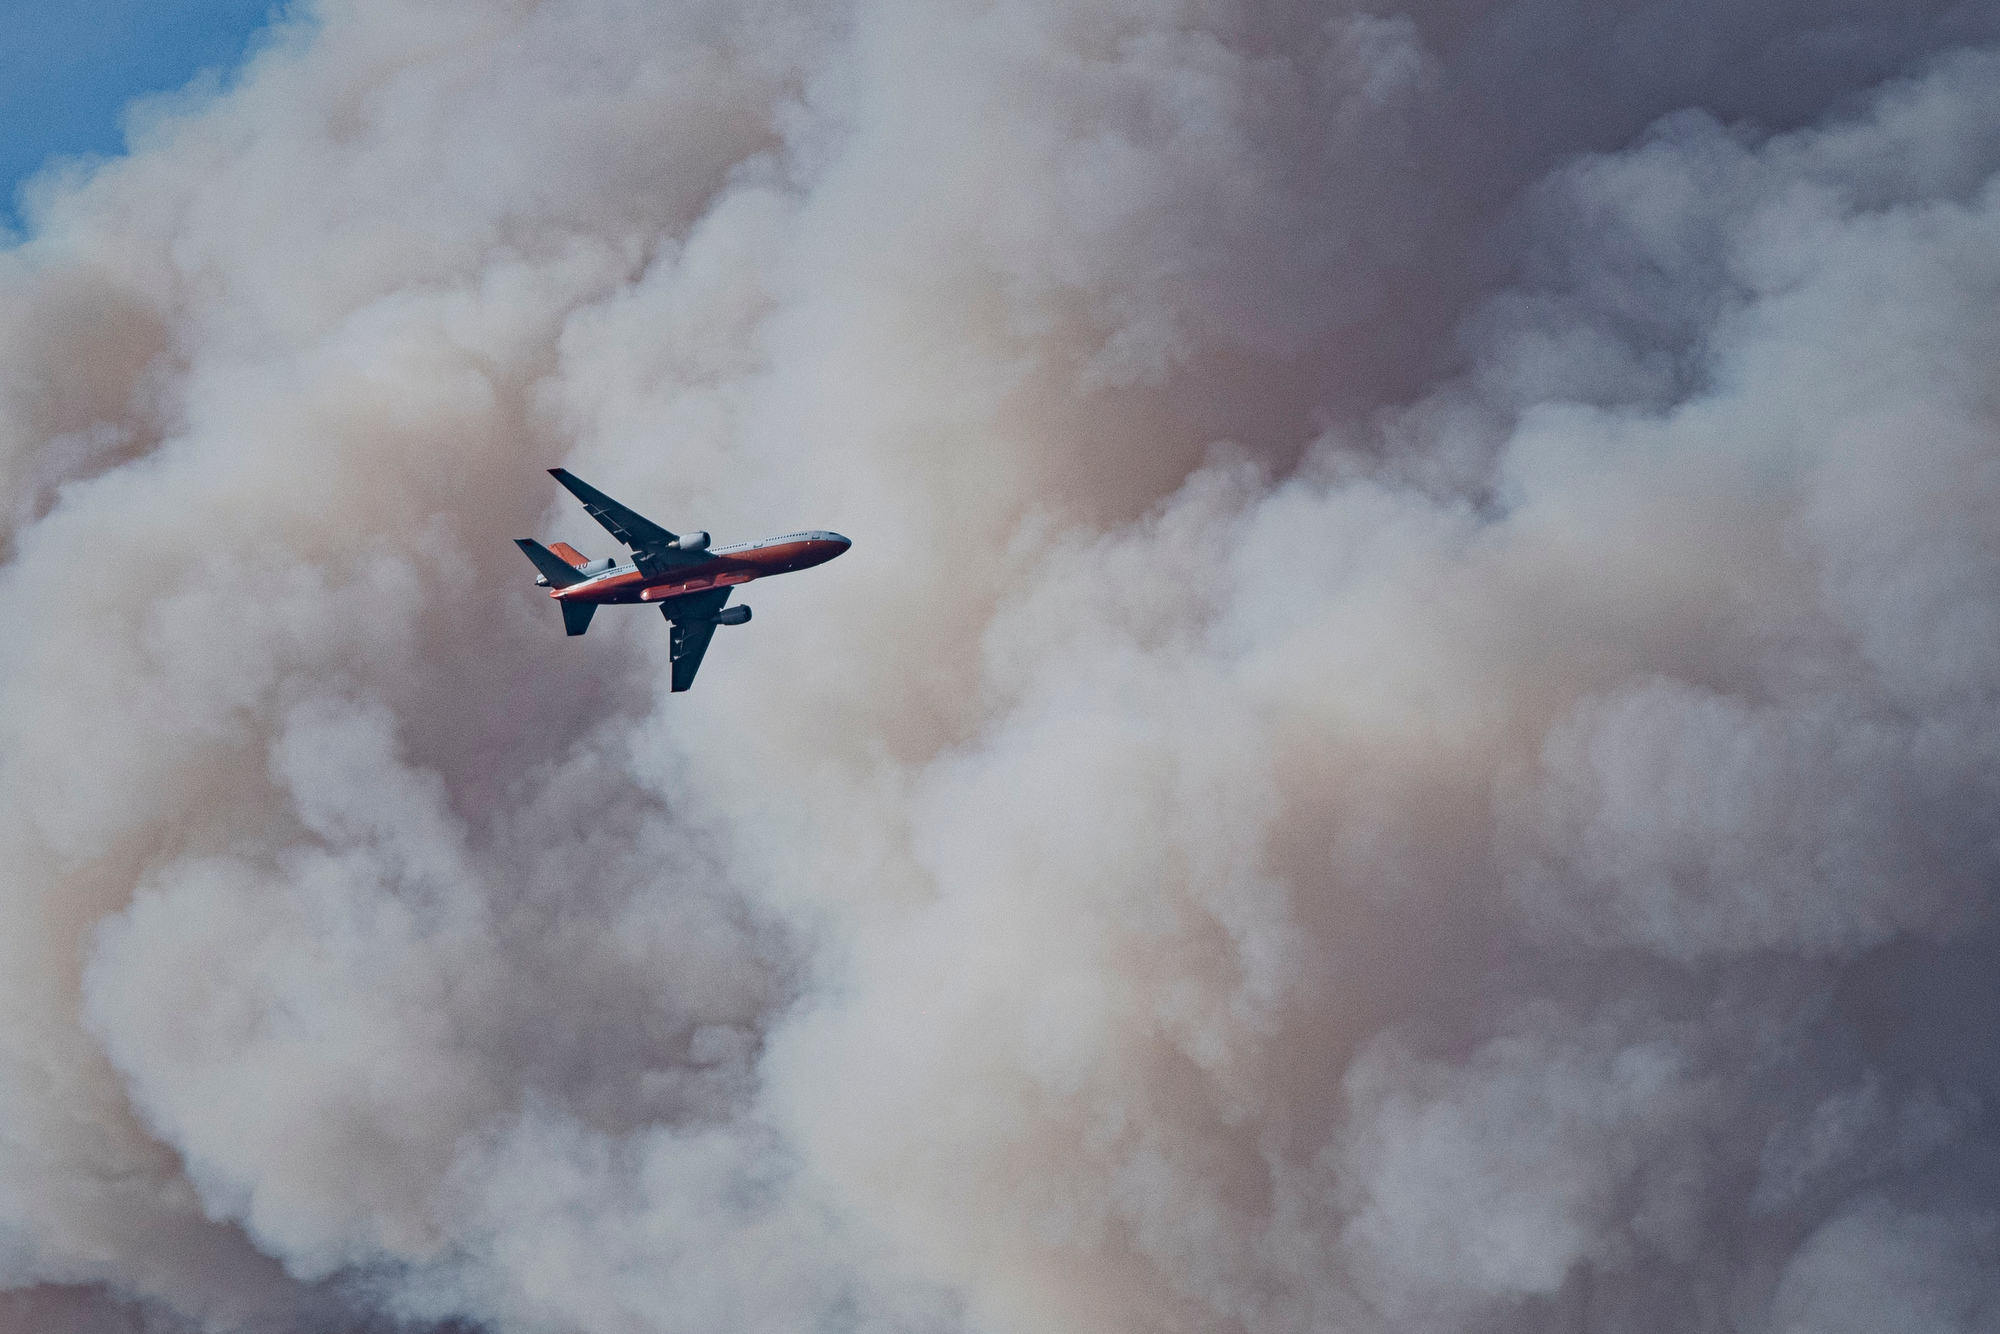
658;588;731;692
549;469;679;551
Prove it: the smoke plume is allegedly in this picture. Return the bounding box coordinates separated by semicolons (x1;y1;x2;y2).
1;1;1998;1330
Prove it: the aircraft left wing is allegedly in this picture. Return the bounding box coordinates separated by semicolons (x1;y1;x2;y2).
549;469;679;551
658;588;732;692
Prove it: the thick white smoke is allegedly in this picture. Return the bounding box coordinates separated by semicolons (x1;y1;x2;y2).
1;1;1997;1331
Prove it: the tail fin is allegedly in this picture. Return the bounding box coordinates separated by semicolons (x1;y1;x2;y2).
561;601;598;636
549;542;589;568
515;538;588;588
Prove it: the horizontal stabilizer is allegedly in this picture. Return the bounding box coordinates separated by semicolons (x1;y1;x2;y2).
515;538;589;588
561;601;597;636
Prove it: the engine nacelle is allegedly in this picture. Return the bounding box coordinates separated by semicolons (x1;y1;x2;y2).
673;531;710;552
534;574;550;587
581;557;618;575
711;605;751;626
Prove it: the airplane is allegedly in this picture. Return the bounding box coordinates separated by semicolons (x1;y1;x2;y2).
515;468;850;691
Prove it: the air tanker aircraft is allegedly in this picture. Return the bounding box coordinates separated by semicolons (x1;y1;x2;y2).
515;469;850;692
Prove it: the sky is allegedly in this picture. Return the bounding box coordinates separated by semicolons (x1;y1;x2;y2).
0;0;279;235
1;2;1999;1333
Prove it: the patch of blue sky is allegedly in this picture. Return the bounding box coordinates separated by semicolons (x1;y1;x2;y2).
1;0;291;239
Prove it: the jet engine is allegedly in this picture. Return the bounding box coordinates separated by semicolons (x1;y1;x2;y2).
711;605;751;626
673;531;710;552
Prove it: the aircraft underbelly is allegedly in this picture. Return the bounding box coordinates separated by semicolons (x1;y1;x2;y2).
641;569;757;601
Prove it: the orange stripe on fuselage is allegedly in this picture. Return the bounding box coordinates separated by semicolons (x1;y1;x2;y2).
557;538;848;605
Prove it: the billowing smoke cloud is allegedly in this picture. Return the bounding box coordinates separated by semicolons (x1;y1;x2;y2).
2;1;1998;1330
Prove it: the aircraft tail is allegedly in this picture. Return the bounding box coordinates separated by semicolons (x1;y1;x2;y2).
561;601;598;636
515;538;588;588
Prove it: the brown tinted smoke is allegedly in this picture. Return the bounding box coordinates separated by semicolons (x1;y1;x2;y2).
1;1;1997;1331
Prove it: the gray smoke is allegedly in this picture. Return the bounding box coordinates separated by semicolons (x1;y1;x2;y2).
1;1;1998;1331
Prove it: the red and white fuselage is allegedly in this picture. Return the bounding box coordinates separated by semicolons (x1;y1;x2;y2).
547;531;851;607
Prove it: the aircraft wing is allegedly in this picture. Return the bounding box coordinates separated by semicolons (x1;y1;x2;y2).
658;588;732;692
549;469;679;551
